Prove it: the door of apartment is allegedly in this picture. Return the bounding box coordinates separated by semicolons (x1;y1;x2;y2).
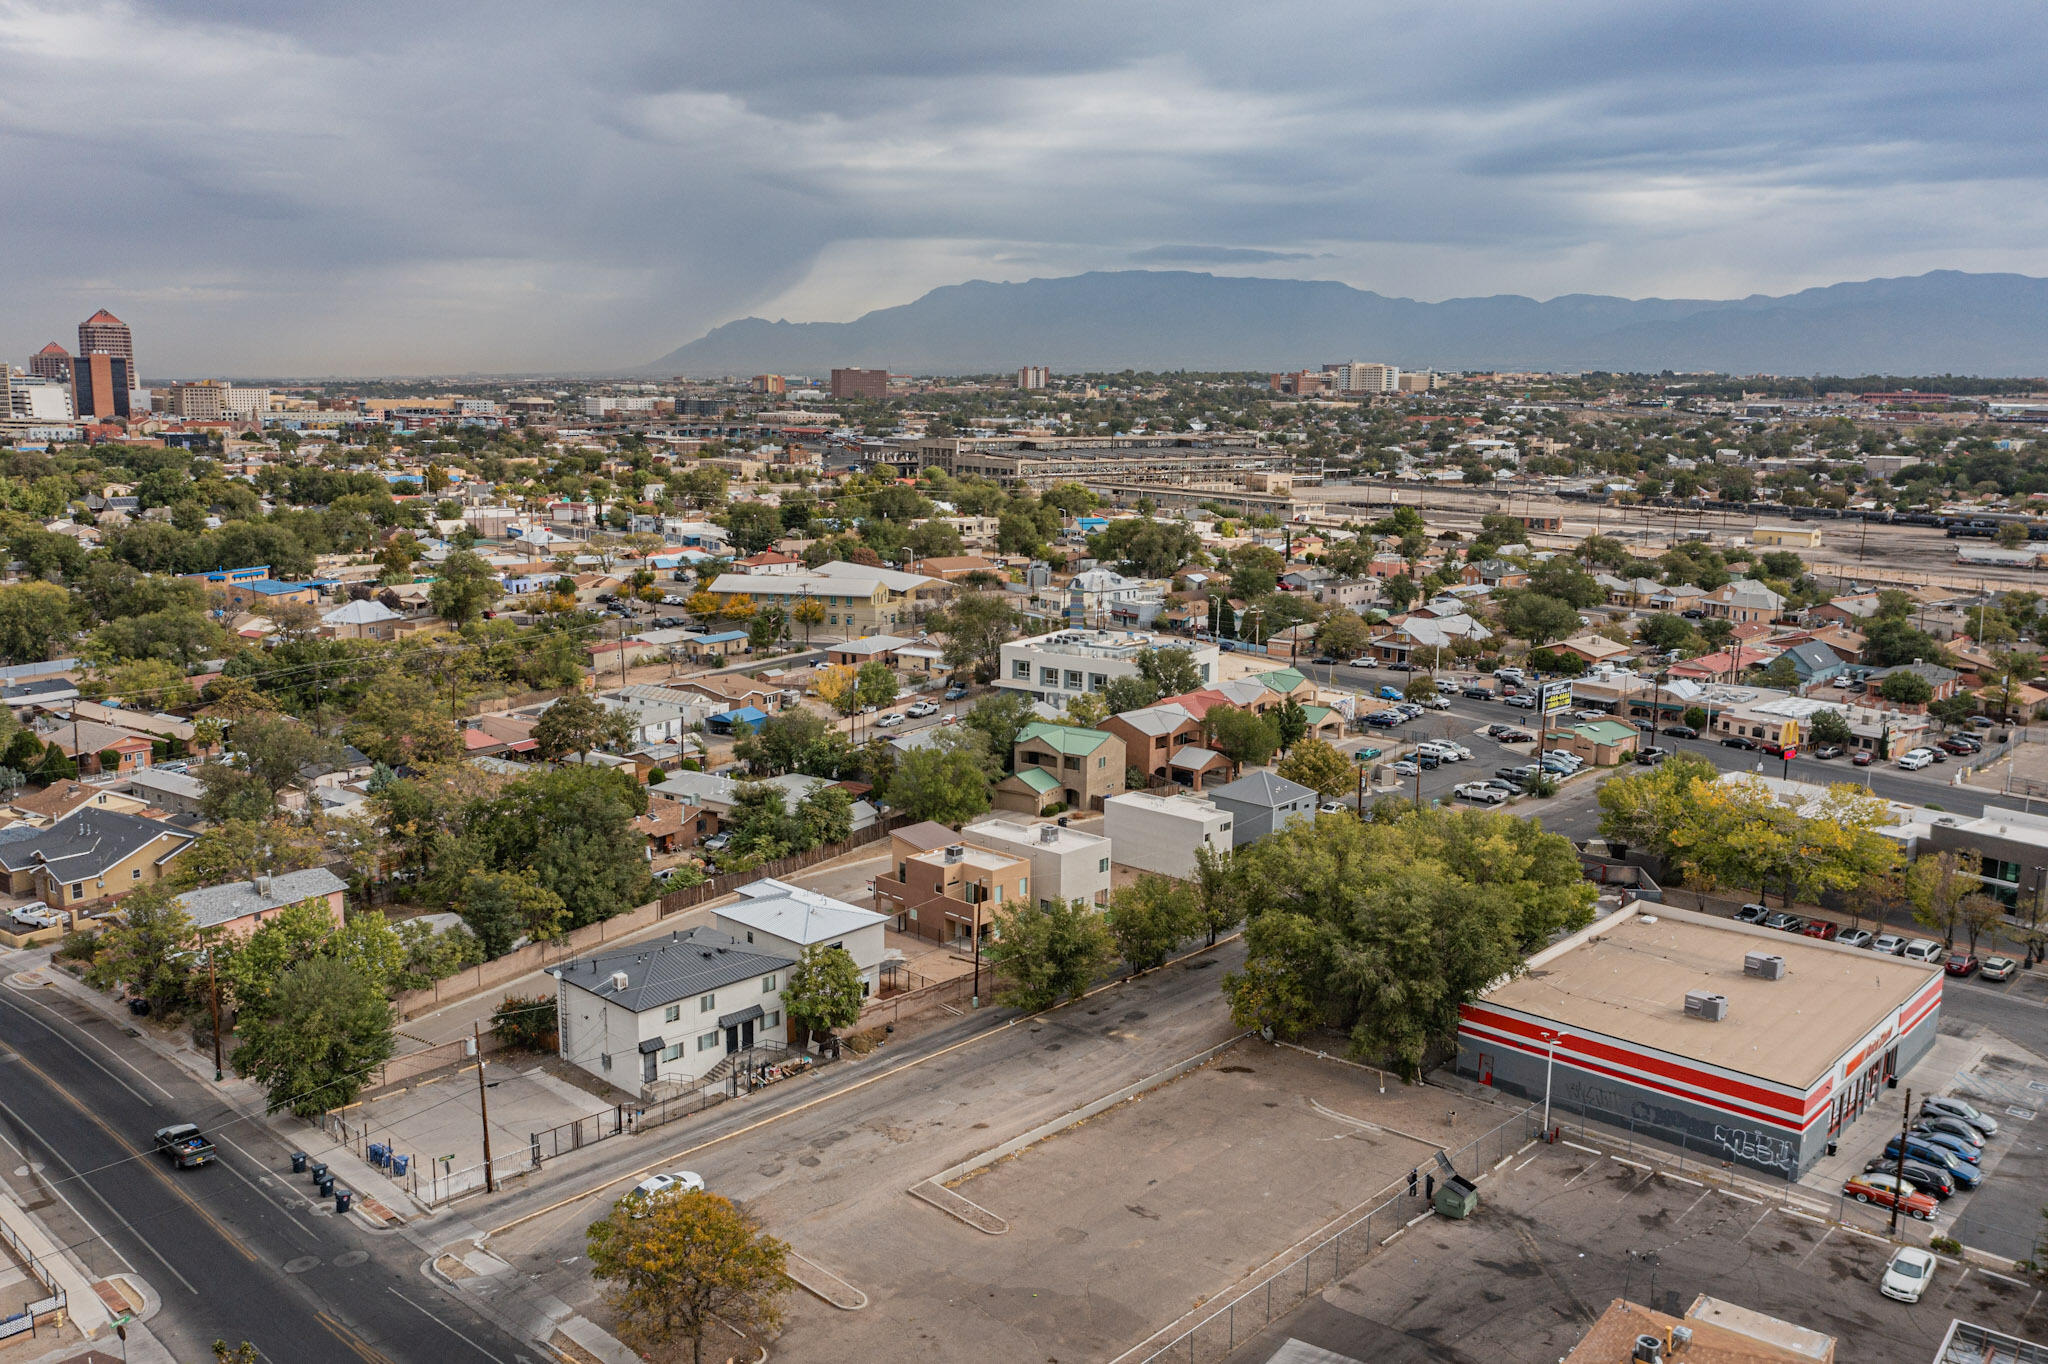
723;1018;756;1054
642;1050;658;1084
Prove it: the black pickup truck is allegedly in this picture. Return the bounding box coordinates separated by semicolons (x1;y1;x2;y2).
153;1123;216;1168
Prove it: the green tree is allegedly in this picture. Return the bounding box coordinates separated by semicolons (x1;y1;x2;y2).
83;885;195;1017
722;500;785;556
463;767;652;927
90;607;224;667
1135;645;1204;699
231;955;396;1118
964;691;1037;768
982;898;1114;1012
586;1192;790;1364
197;766;275;823
791;595;826;641
1191;842;1245;945
1273;696;1309;752
732;708;851;778
1757;656;1800;689
1223;808;1596;1077
0;582;77;664
855;660;899;712
1104;874;1199;973
782;943;864;1046
491;993;559;1051
1877;670;1935;705
1807;709;1854;747
1381;574;1419;614
1636;613;1699;654
794;783;854;846
1203;707;1279;775
1087;519;1203;578
1906;851;1975;948
533;693;635;762
346;673;462;767
229;713;336;802
1313;610;1369;660
459;868;569;958
931;593;1021;683
428;549;500;625
1681;705;1709;732
1498;591;1581;645
167;818;326;890
884;742;992;825
1276;737;1353;799
1101;674;1159;715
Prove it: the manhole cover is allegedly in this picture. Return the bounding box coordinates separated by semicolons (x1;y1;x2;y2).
282;1256;321;1274
2005;1106;2037;1120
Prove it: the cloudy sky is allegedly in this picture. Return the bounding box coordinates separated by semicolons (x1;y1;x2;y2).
5;0;2044;376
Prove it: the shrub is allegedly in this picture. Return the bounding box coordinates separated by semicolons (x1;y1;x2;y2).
55;929;98;962
491;993;559;1052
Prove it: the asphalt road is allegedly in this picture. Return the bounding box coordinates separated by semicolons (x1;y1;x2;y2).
0;982;534;1364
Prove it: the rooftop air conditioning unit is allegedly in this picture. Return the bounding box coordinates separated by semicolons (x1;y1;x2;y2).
1743;952;1786;980
944;845;965;863
1633;1337;1665;1364
609;971;630;991
1039;824;1058;844
1684;990;1729;1021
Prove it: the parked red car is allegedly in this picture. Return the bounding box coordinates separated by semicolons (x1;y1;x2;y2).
1801;919;1840;941
1844;1173;1938;1220
1852;752;1874;767
1945;953;1979;977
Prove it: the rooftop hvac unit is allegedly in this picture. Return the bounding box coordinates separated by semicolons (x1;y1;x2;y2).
1684;990;1729;1021
1039;824;1059;844
1633;1336;1665;1363
944;845;965;863
1743;952;1786;980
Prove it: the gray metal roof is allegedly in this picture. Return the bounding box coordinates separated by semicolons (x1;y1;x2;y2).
1205;771;1317;808
553;927;794;1014
174;867;350;930
0;809;194;878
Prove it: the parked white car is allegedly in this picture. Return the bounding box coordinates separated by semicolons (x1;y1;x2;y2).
1897;748;1935;770
1900;938;1944;963
876;712;906;728
1880;1246;1937;1303
905;700;939;718
1452;782;1508;805
627;1170;704;1217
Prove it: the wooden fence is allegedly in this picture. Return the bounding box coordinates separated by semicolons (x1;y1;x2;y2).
852;972;978;1030
360;1029;508;1096
654;817;901;918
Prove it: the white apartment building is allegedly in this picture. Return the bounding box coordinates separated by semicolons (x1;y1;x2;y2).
960;816;1113;909
1326;362;1400;394
1102;791;1234;879
8;374;72;421
224;386;271;418
581;396;617;417
995;629;1219;705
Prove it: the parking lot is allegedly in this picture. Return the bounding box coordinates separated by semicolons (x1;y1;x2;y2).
754;1041;1479;1364
1220;1138;2048;1364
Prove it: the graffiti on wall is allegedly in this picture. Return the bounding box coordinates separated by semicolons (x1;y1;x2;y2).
1712;1125;1796;1173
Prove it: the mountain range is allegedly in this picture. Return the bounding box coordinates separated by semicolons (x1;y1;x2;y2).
643;269;2048;378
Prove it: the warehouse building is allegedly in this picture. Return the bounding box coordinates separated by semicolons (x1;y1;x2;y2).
1457;905;1941;1177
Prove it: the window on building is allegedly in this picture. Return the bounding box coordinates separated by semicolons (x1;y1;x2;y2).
766;1010;781;1028
1013;660;1031;679
762;974;777;993
1017;877;1026;898
1099;857;1110;873
700;993;716;1012
1040;667;1059;686
1089;673;1107;691
1064;670;1083;689
601;1052;612;1071
1981;857;2022;885
132;868;141;880
697;1032;720;1052
661;1043;683;1062
70;883;82;898
664;1004;681;1023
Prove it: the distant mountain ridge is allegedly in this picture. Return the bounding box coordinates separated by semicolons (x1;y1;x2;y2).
643;269;2048;377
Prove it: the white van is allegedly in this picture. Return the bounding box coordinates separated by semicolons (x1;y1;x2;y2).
1415;741;1462;763
1897;748;1935;770
1900;939;1944;963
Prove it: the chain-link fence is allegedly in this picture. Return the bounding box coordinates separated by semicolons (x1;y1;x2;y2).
1119;1105;1537;1364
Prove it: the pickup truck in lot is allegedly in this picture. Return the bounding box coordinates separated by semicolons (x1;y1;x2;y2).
154;1122;216;1168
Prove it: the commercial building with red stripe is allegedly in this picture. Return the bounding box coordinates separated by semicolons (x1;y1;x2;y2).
1457;905;1942;1178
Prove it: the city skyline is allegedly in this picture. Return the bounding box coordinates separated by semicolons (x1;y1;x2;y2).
5;1;2046;375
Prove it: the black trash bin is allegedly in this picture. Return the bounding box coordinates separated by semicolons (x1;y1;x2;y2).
334;1189;352;1214
316;1174;335;1198
290;1152;307;1174
309;1162;329;1184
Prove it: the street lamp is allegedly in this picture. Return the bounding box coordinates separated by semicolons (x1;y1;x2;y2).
1542;1028;1565;1135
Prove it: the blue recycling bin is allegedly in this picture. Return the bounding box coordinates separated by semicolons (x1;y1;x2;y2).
391;1153;410;1177
368;1142;388;1168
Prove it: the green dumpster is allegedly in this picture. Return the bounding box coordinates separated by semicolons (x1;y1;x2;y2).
1434;1173;1479;1219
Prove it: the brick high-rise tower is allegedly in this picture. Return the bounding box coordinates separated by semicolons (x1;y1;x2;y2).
29;343;71;384
77;309;136;387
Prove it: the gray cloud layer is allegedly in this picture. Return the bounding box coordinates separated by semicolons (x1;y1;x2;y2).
4;0;2044;375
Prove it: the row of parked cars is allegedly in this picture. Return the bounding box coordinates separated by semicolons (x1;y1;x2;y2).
1730;903;2020;979
1843;1094;2003;1271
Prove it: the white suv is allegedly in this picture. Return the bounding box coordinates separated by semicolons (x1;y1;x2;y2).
1898;748;1935;770
1900;938;1943;963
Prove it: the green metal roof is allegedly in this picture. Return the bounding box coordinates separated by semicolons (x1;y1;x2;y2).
1573;720;1639;744
1302;704;1334;725
1260;668;1306;693
1010;767;1061;793
1014;722;1113;755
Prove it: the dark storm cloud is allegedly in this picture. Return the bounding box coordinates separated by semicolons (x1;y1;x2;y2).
3;0;2044;374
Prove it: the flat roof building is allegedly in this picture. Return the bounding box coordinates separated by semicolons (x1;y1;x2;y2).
1457;905;1941;1177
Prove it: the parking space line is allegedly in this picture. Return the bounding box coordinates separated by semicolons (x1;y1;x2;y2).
1719;1189;1761;1205
1664;1174;1702;1187
1676;1190;1714;1222
1514;1155;1538;1172
1785;1209;1825;1224
1612;1157;1651;1171
1739;1208;1776;1241
1795;1224;1837;1267
1562;1140;1603;1155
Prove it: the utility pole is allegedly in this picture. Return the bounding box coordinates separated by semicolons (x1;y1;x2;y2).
1890;1086;1911;1235
208;951;224;1082
475;1022;496;1194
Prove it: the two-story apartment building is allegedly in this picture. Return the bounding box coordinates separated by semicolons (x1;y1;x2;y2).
1702;580;1787;624
1104;702;1207;786
872;824;1032;945
553;927;795;1092
1005;722;1127;813
995;629;1219;706
960;817;1113;910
